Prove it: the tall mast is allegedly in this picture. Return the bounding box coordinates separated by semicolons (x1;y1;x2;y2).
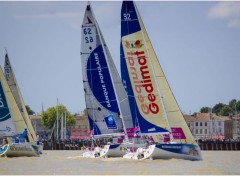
56;98;59;141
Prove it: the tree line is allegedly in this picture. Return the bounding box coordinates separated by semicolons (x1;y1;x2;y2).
199;99;240;116
26;98;239;129
26;105;76;129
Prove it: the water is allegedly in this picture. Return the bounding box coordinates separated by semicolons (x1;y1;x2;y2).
0;150;239;175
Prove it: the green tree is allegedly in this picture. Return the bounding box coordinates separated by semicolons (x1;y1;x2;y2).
212;103;225;115
200;107;210;113
220;105;233;116
25;105;35;115
41;105;76;129
229;99;237;110
236;101;240;112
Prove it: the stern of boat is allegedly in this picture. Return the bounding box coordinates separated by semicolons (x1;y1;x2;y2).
0;144;9;157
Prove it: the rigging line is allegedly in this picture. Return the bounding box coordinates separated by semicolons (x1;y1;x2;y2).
87;66;109;70
118;97;129;104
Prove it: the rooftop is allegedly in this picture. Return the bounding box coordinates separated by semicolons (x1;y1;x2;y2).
184;113;231;122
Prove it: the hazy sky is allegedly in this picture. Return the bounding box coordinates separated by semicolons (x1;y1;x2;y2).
0;1;240;115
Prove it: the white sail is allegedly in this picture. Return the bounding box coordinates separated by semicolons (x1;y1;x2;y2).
121;1;202;161
120;1;196;144
4;53;37;142
81;2;133;137
0;67;27;137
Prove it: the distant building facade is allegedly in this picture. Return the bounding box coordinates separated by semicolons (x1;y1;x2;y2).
70;114;90;139
30;115;49;140
231;115;240;139
30;114;90;140
184;113;233;140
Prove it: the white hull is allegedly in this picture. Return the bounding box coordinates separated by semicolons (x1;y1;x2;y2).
82;143;145;158
0;143;39;157
123;143;202;161
82;146;109;158
123;144;155;160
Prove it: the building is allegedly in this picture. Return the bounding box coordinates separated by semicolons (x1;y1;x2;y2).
231;115;240;140
184;113;233;140
70;114;90;139
30;115;49;140
30;114;90;140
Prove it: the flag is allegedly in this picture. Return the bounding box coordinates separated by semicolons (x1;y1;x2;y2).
134;126;140;133
164;134;170;143
89;130;94;135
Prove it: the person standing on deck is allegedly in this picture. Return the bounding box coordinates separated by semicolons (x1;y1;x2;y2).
22;128;29;142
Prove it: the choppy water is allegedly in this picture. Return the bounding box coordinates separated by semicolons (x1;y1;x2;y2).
0;150;240;175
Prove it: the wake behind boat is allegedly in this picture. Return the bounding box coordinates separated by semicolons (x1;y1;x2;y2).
120;1;202;161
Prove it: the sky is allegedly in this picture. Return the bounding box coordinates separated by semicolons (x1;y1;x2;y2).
0;1;240;115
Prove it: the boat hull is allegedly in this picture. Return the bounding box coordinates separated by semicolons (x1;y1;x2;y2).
123;143;202;161
103;144;123;158
82;143;145;158
151;143;202;160
0;143;39;157
82;146;109;158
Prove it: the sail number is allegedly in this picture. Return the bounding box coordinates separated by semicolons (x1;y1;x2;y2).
4;68;10;81
84;28;92;35
123;13;131;20
85;36;93;43
83;28;93;43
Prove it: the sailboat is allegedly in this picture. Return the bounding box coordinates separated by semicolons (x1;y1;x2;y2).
120;1;202;160
4;52;43;154
81;1;136;158
0;66;39;157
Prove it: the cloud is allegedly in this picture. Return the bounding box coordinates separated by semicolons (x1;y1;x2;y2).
7;1;85;30
208;2;240;28
15;12;82;19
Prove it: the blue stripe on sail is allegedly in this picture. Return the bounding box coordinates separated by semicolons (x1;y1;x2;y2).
87;45;119;114
88;115;101;135
0;81;11;122
121;1;141;36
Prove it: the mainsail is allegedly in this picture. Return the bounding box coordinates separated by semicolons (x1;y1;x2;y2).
4;52;37;142
120;1;196;144
0;67;27;138
81;2;133;137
